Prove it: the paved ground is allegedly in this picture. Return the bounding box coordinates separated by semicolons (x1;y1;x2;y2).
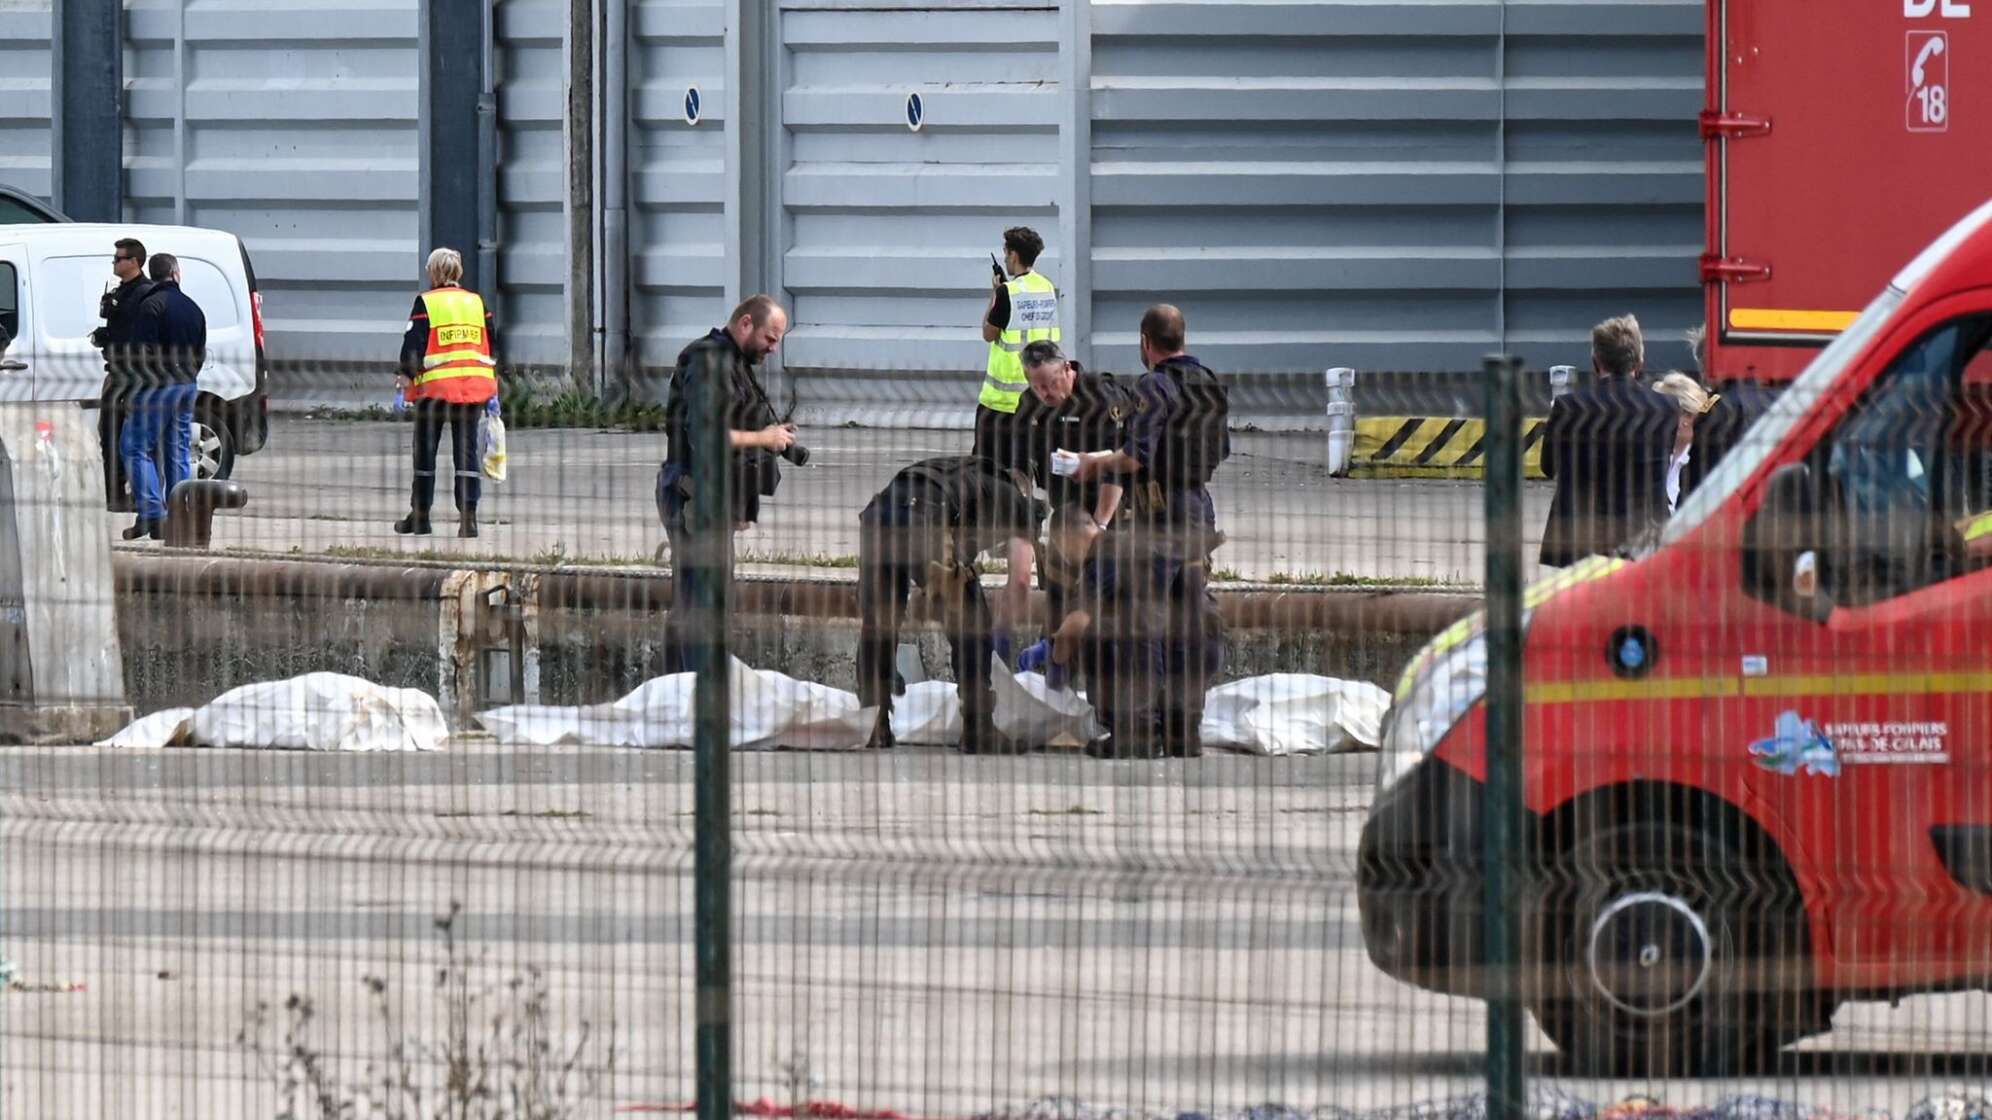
2;747;1987;1118
148;419;1559;585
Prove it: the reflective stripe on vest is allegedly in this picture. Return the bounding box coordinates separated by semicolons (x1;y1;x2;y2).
980;272;1060;414
416;287;496;387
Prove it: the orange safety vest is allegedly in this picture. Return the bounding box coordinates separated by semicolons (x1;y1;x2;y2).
411;286;497;403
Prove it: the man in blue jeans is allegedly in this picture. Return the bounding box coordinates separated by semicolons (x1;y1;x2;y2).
121;253;207;540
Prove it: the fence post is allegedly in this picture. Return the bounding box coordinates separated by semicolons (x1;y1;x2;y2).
1325;367;1355;476
1481;353;1527;1120
688;355;735;1120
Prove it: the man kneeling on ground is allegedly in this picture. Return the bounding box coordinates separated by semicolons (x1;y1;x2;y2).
1038;507;1227;759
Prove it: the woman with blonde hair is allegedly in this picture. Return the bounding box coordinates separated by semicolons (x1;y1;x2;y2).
394;247;499;537
1651;371;1717;514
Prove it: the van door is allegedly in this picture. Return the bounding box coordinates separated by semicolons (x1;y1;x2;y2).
0;245;32;402
1731;311;1992;986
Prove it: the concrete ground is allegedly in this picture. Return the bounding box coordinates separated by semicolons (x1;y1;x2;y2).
143;418;1559;586
2;747;1986;1118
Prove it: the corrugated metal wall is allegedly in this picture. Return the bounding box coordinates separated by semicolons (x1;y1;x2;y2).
10;0;1705;405
1502;1;1703;369
122;0;424;364
0;1;54;203
628;0;730;367
1087;0;1703;381
777;2;1063;375
497;0;569;367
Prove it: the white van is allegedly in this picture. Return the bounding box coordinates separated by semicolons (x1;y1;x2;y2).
0;223;270;507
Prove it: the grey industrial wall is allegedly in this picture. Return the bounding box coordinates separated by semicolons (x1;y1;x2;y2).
1;5;54;202
7;0;1705;418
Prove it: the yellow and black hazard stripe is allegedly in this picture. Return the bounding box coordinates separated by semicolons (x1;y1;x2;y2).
1349;417;1548;479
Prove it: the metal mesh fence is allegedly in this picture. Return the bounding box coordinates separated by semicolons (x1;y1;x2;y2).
3;322;1992;1120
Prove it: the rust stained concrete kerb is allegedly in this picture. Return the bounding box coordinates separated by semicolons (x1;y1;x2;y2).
111;552;1477;728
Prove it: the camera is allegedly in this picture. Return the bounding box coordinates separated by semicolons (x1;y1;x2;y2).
780;443;810;467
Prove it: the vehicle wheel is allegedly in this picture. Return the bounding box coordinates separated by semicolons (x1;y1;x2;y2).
1530;819;1815;1077
191;407;236;481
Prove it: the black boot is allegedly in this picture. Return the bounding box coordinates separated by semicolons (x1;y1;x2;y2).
458;505;478;539
1084;714;1163;760
394;510;432;535
865;712;896;751
122;518;162;541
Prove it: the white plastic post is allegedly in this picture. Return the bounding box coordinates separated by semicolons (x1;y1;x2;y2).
1548;364;1575;402
1325;367;1355;476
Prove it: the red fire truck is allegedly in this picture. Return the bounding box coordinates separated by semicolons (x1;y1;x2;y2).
1704;0;1992;382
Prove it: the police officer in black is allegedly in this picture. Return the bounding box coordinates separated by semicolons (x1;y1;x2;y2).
1041;505;1226;759
1002;339;1132;648
856;455;1046;753
656;294;799;674
90;237;156;510
1061;304;1231;757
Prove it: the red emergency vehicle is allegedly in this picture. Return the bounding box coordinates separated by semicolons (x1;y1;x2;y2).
1359;200;1992;1075
1705;0;1992;382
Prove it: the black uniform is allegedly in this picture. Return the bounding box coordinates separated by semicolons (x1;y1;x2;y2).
1066;520;1228;758
1074;353;1232;758
1007;366;1132;630
93;275;157;510
856;456;1047;752
656;327;785;674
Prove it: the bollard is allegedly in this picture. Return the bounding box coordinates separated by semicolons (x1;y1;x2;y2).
162;479;249;549
1548;364;1575;403
1324;367;1355;476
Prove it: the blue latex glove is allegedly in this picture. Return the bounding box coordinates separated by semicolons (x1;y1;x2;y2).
391;387;407;416
486;396;501;417
1017;638;1071;689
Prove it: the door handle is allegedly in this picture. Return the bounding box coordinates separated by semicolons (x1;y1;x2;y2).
0;360;28;372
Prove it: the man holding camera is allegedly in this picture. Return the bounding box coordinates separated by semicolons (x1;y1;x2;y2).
656;294;800;674
91;237;156;510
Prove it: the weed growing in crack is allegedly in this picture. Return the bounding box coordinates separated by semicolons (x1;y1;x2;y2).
236;900;617;1119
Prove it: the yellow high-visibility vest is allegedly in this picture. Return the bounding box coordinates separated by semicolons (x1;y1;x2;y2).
413;286;496;402
980;271;1060;414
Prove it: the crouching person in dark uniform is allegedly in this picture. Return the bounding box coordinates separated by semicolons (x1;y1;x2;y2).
1041;508;1227;759
856;455;1047;753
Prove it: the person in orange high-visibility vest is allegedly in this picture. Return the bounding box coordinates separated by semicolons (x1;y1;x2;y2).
394;247;499;538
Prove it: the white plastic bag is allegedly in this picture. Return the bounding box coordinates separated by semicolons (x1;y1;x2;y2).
477;658;876;750
99;673;449;752
991;656;1102;746
1198;673;1389;756
480;413;508;482
889;681;964;746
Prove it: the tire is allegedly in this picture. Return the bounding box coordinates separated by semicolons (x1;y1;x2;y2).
1529;818;1818;1077
191;405;236;481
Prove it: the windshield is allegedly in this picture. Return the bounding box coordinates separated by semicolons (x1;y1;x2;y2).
1658;285;1906;547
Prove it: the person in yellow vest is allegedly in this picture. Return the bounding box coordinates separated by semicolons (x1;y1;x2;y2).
394;247;499;538
972;227;1059;659
974;226;1060;462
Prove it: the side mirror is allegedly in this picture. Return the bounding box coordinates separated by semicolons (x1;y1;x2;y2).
1743;463;1831;620
1793;549;1818;600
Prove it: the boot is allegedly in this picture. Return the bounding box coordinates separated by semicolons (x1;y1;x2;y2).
122;518;163;541
1084;714;1163;760
865;712;896;751
458;505;479;538
394;510;432;536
